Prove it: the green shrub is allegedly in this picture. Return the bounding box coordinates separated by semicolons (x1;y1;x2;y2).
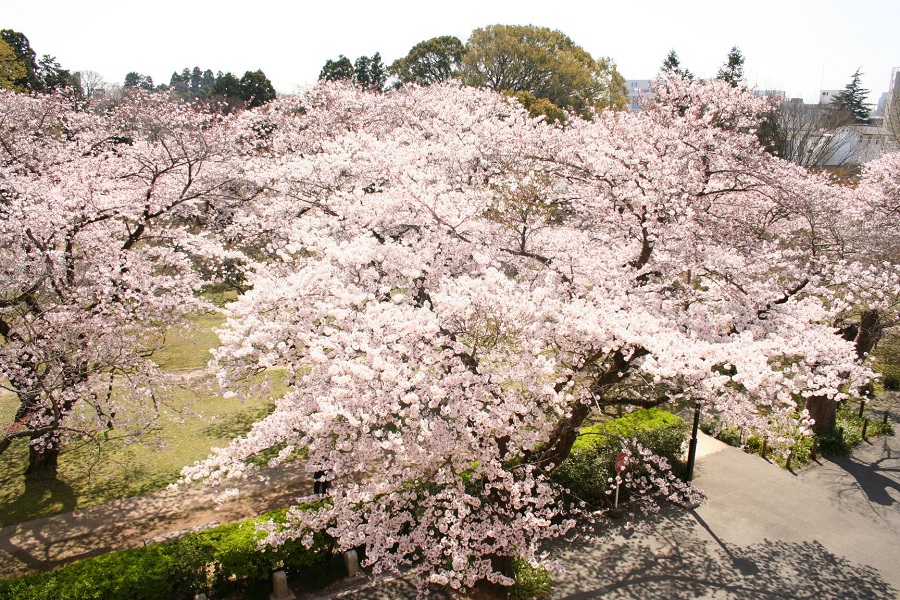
551;408;687;507
818;427;853;457
866;417;895;437
883;374;900;391
710;426;742;447
785;435;813;464
809;401;894;458
0;545;186;600
166;534;216;595
508;557;552;599
205;508;333;594
0;504;338;600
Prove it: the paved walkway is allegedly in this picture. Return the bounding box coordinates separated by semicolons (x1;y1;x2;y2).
547;423;900;600
0;463;313;579
2;426;898;599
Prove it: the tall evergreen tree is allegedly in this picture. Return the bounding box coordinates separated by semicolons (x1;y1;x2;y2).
123;71;154;91
320;55;354;82
190;66;203;95
659;49;693;80
213;71;242;97
37;55;78;92
834;68;871;123
716;46;745;87
201;69;216;94
239;69;276;108
211;71;244;112
321;54;386;91
353;53;387;91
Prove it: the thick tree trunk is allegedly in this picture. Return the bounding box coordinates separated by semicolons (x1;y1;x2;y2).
535;403;592;472
855;309;882;359
530;348;649;472
805;395;837;436
812;310;884;436
24;436;60;480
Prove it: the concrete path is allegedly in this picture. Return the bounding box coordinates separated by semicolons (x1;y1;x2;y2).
548;428;900;599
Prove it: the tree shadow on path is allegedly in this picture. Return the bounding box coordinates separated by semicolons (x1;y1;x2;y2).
551;510;897;599
823;434;900;508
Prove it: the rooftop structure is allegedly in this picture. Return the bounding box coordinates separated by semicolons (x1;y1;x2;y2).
624;79;654;111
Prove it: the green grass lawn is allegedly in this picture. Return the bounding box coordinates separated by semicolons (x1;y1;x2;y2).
150;311;228;371
872;329;900;393
0;313;287;527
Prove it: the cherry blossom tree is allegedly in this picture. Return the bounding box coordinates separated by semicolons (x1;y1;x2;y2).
183;79;889;591
0;89;242;477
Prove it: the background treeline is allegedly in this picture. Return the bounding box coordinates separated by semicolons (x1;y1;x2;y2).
1;28;276;113
320;25;629;122
127;67;276;110
1;29;79;94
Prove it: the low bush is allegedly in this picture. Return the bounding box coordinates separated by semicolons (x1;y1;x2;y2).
0;504;340;600
0;545;188;600
551;408;687;508
508;557;553;599
818;401;894;457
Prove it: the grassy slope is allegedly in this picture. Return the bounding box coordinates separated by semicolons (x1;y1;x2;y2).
0;312;286;527
872;329;900;389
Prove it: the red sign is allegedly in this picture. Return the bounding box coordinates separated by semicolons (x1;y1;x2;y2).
615;452;627;473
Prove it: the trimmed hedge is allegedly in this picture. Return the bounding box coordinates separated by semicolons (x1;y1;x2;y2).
0;505;339;600
551;408;688;507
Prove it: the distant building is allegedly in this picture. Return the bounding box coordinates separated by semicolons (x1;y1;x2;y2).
624;79;654;111
821;123;890;166
819;90;841;105
886;67;900;114
875;92;888;116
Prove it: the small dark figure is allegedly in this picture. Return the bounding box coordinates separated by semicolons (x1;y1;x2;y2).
314;470;329;495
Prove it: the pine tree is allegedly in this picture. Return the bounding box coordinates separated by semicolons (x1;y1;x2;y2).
190;66;203;95
239;70;276;108
367;52;387;91
834;68;870;123
353;55;372;88
659;50;693;80
123;71;153;91
716;46;745;87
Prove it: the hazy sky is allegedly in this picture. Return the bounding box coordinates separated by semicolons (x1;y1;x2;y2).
3;0;898;104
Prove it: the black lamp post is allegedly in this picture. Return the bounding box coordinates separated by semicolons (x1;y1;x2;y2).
684;403;701;482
